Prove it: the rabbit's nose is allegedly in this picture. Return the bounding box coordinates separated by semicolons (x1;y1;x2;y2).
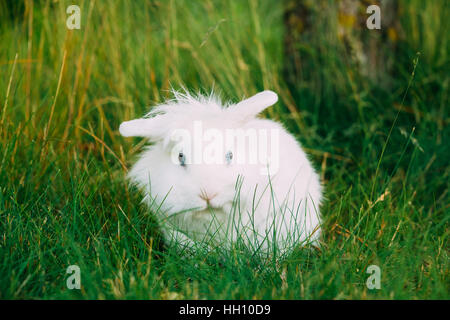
198;190;217;204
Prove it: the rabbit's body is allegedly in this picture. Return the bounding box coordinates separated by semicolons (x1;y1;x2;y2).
120;90;322;255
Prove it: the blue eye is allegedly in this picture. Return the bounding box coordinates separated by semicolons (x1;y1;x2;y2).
225;151;233;165
178;152;186;166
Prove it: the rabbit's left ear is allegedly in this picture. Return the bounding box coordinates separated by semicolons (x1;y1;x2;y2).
232;90;278;119
119;117;164;138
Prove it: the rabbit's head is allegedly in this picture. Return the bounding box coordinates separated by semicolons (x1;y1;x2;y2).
120;90;280;215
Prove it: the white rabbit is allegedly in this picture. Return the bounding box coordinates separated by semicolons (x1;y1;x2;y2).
120;90;322;256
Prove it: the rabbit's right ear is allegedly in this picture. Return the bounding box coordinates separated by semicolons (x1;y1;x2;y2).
119;118;163;137
232;90;278;120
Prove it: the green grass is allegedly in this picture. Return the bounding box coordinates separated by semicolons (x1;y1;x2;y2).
0;0;448;299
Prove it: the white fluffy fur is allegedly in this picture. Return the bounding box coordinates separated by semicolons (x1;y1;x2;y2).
120;90;322;256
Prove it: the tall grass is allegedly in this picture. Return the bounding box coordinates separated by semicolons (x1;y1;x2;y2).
0;0;448;299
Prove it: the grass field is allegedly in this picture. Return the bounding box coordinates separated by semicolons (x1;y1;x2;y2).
0;0;448;299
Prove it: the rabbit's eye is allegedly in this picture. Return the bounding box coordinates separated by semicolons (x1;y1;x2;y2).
178;152;186;166
225;151;233;165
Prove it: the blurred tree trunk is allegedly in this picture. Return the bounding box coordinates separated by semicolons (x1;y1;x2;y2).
284;0;400;88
